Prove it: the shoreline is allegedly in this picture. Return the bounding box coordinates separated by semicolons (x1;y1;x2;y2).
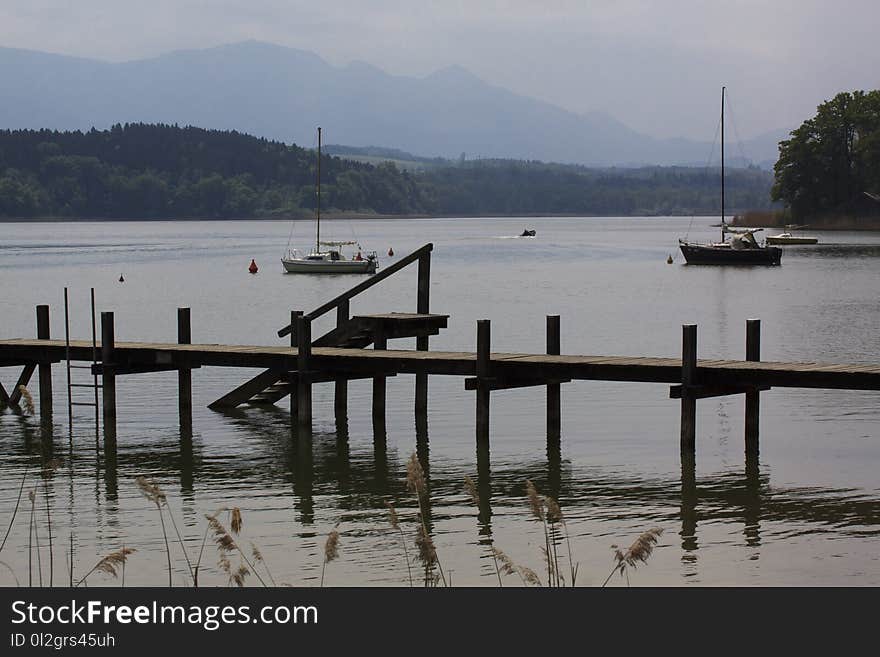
3;212;880;229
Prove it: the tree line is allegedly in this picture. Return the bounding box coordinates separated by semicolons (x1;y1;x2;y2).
772;90;880;221
0;123;775;219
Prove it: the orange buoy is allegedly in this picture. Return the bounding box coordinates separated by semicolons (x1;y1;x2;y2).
248;259;258;274
387;247;394;257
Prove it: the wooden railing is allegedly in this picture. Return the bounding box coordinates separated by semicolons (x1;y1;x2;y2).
277;243;433;339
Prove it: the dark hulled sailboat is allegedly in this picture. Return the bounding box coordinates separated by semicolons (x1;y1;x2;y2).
678;87;781;266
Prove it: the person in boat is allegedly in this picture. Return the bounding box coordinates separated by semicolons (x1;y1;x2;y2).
355;251;363;261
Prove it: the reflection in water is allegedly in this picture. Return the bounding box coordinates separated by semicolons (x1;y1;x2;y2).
3;403;880;585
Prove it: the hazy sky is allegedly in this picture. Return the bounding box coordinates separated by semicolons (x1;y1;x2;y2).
2;0;878;140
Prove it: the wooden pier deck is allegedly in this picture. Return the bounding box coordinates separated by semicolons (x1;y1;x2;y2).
2;244;878;466
2;338;879;391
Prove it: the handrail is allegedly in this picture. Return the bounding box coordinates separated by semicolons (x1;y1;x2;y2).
277;243;433;338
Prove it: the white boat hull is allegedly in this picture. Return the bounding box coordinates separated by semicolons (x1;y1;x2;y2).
281;258;377;274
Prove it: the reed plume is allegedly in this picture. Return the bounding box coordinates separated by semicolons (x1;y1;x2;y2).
41;459;60;587
205;513;266;587
602;528;664;587
0;466;29;554
320;529;340;587
18;385;35;416
405;453;446;587
135;476;172;586
463;475;504;585
250;542;276;586
385;500;413;586
230;507;242;535
76;547;135;586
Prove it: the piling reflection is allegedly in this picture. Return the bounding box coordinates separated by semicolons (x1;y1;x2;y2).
7;403;880;586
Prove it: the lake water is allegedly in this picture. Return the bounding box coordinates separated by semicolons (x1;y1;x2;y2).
1;216;878;587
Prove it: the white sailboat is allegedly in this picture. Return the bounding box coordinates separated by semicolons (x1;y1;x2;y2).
281;127;378;274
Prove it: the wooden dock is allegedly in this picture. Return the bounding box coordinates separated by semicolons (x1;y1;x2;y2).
1;242;878;464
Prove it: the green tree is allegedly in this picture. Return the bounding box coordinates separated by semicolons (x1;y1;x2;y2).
772;90;880;219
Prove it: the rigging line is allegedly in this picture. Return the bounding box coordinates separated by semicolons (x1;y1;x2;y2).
724;90;751;168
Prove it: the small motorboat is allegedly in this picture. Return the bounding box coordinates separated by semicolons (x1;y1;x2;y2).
520;228;536;237
766;225;818;245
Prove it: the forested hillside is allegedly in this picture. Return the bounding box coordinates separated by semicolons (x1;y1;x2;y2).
0;124;775;219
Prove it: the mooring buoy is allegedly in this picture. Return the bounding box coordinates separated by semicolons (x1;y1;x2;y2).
118;274;125;282
249;259;258;274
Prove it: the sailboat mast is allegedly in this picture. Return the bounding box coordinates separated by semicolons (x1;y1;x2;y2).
721;86;725;241
316;126;321;253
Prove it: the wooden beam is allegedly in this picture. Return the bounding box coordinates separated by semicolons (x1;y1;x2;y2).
669;383;770;400
178;307;192;433
745;318;761;455
36;304;52;420
296;314;312;429
335;301;349;421
277;243;434;336
208;368;285;409
547;314;561;441
101;311;117;445
476;319;490;446
680;324;697;451
465;376;570;391
9;363;36;405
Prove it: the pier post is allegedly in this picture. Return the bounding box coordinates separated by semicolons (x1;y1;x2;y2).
476;319;491;447
372;320;387;424
335;300;349;422
415;249;431;417
546;315;561;442
680;324;697;452
177;307;192;434
289;310;302;418
745;319;761;456
101;311;117;447
296;314;312;431
36;305;52;421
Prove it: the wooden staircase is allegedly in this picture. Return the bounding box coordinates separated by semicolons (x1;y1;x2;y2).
210;313;447;409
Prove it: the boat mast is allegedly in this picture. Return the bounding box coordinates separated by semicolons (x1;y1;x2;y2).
316;126;321;253
721;86;725;242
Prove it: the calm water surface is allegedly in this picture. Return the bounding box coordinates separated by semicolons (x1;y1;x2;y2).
1;217;878;586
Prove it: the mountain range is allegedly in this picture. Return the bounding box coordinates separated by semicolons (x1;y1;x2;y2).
0;40;788;168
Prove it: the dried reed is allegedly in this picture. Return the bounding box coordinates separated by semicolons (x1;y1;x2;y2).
18;385;35;416
76;547;135;586
463;475;503;586
135;476;173;586
0;466;28;553
406;453;447;587
602;528;664;587
385;500;413;586
41;459;60;587
205;512;266;587
320;529;340;587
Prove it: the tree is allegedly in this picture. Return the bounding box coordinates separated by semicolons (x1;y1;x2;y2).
772;90;880;220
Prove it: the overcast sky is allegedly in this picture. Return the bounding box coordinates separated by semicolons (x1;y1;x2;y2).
2;0;878;140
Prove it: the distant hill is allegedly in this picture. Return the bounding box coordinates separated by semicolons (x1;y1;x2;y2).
0;124;776;219
0;41;785;167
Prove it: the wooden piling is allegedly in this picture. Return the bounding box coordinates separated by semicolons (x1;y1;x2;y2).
476;319;491;446
335;301;349;421
177;308;192;433
101;311;117;445
289;310;302;418
36;305;52;420
680;324;697;451
372;320;387;422
296;313;312;430
546;315;561;441
745;319;761;455
415;250;431;416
